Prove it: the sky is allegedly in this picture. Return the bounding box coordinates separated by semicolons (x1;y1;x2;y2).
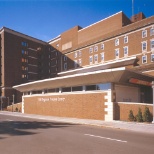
0;0;154;42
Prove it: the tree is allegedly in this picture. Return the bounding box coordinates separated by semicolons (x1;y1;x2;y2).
136;108;143;122
128;110;135;121
143;107;152;122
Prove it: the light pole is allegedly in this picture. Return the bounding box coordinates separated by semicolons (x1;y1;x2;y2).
0;96;2;111
152;82;154;123
12;94;15;112
7;97;9;106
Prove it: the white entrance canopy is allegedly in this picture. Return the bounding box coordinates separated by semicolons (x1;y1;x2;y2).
13;67;154;92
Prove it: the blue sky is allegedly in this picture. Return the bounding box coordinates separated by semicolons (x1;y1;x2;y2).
0;0;153;42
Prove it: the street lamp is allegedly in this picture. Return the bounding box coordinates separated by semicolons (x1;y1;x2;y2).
1;96;2;111
12;94;15;112
0;96;6;111
7;97;9;106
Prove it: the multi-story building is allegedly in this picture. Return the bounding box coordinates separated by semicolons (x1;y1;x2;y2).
0;27;60;104
49;12;154;75
3;11;154;121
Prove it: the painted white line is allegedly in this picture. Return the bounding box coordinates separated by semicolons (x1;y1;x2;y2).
6;119;14;121
84;134;127;143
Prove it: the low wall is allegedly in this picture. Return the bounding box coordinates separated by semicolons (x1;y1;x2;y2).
7;103;22;112
24;92;107;120
114;102;153;121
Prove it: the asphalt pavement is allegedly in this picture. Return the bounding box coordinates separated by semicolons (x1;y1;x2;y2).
0;111;154;135
1;111;154;154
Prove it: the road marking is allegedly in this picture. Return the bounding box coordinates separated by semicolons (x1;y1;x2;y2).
84;134;127;143
6;119;14;121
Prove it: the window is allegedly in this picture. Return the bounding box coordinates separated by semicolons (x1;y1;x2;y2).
115;38;119;46
151;40;154;51
124;46;128;57
62;87;71;92
142;55;147;64
78;59;82;66
96;83;111;90
150;27;154;36
151;54;154;62
142;41;147;52
89;56;93;64
78;50;82;57
115;49;119;59
47;88;59;93
89;47;93;53
124;36;128;43
94;46;98;52
94;54;98;63
142;30;147;38
72;86;83;92
22;50;25;54
21;58;25;62
24;67;28;71
86;85;96;91
74;60;78;68
25;51;28;55
74;51;77;58
100;52;104;62
22;42;28;47
64;63;67;70
64;56;67;61
22;74;27;79
101;43;104;50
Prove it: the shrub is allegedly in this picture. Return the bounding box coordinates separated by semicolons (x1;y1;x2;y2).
136;108;143;122
128;110;135;121
143;107;152;122
15;107;18;112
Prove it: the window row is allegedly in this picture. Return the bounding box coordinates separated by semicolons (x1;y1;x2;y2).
22;74;28;79
25;83;111;95
22;58;28;63
22;50;28;55
142;40;154;52
21;42;28;47
61;83;111;92
87;26;154;54
142;54;154;64
22;66;28;71
89;47;129;64
142;27;154;38
74;50;82;58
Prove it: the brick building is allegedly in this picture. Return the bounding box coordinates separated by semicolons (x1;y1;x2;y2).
3;11;154;121
0;27;59;104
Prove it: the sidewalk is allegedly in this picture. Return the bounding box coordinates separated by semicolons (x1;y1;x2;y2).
0;111;154;135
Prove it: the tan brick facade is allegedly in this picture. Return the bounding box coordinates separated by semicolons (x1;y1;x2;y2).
23;92;107;120
114;102;153;121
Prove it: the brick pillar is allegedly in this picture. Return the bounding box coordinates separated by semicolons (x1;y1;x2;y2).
22;93;24;113
104;90;113;121
152;81;154;123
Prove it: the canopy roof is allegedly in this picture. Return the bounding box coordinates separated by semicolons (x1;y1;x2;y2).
13;67;154;92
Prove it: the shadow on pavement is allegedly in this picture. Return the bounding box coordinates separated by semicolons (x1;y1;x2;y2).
0;120;76;138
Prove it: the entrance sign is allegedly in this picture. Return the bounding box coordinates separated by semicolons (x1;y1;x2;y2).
129;78;152;86
38;97;65;102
